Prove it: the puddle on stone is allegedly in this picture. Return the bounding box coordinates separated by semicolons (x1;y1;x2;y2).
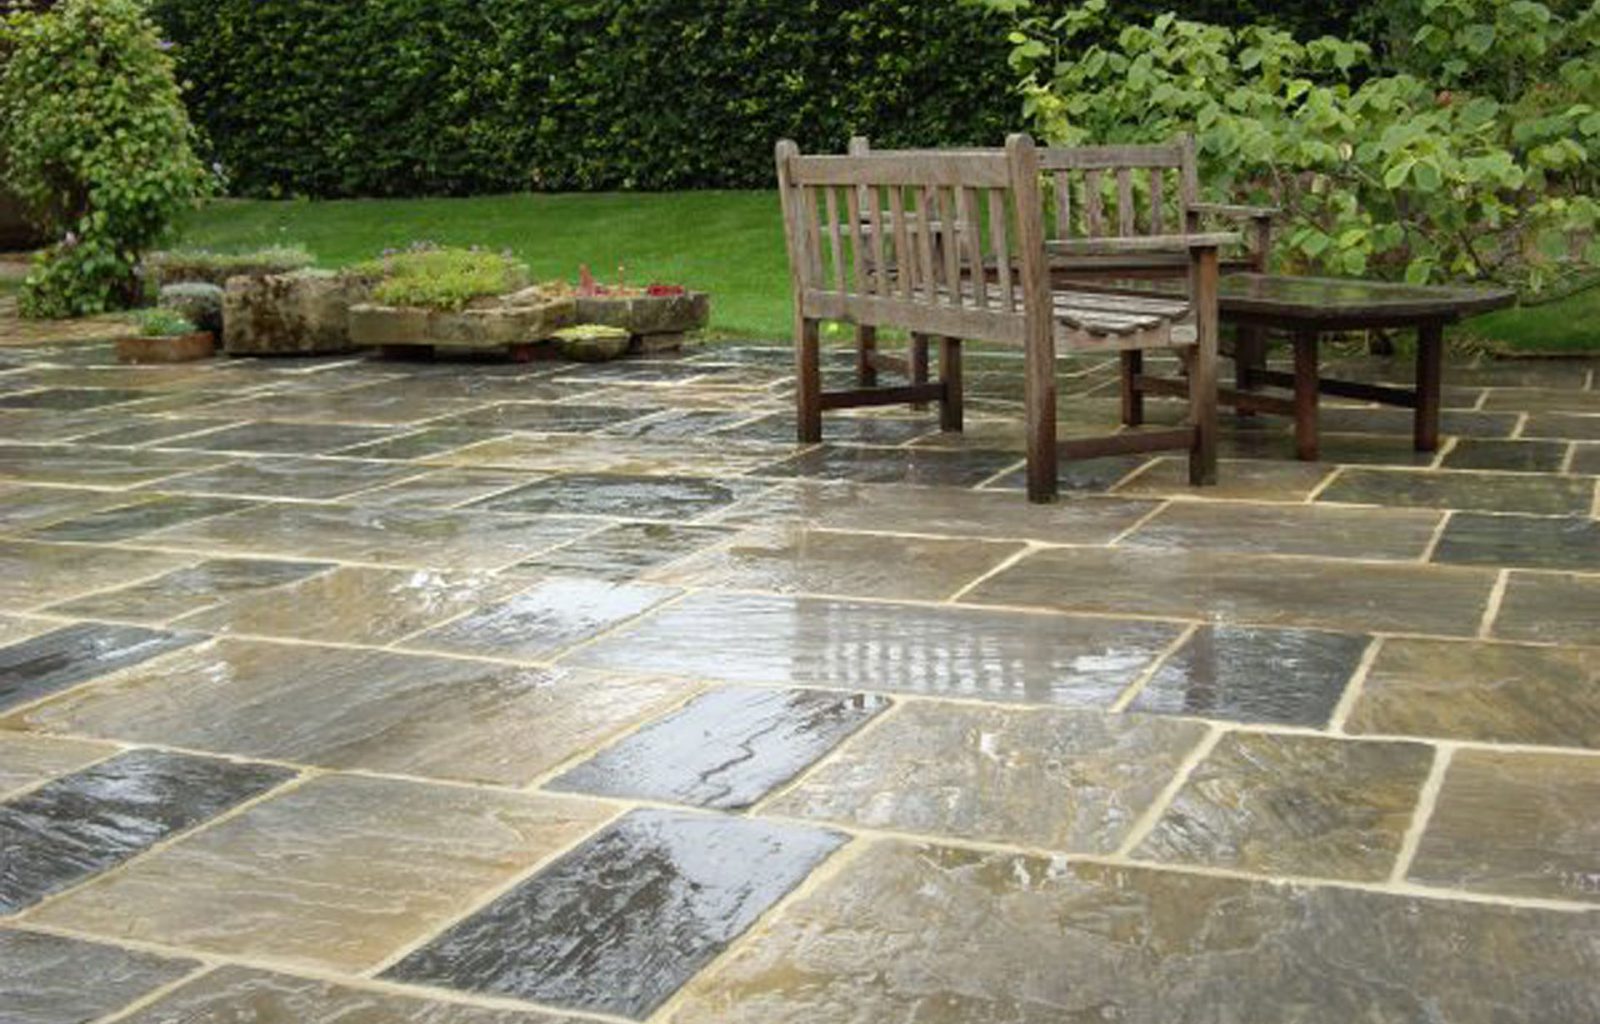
26;495;250;543
550;686;888;810
571;592;1181;706
406;576;678;660
1432;512;1600;572
512;522;734;581
31;775;614;971
383;807;844;1019
767;701;1205;851
0;929;198;1024
0;748;293;912
1129;625;1369;727
473;472;768;521
45;558;333;623
0;622;202;712
1134;731;1433;881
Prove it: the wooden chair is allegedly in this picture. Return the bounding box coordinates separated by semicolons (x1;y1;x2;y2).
774;134;1234;503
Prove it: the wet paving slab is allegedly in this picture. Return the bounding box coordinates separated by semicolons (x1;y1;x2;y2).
549;686;888;810
1318;465;1599;515
668;839;1600;1024
174;420;404;455
0;540;196;608
0;443;226;487
116;966;587;1024
343;467;531;507
0;387;158;410
760;444;1019;488
152;456;424;500
43;558;332;623
0;929;198;1024
1133;731;1434;881
1114;456;1335;502
0;622;202;712
1432;511;1600;571
74;416;240;448
1122;500;1443;561
24;494;251;542
647;525;1024;601
765;702;1206;852
1524;411;1600;441
1441;437;1572;473
431;434;782;477
1570;441;1600;475
384;808;845;1019
0;483;132;531
966;546;1497;636
1489;570;1600;644
511;522;735;581
472;472;769;520
0;732;117;797
1408;749;1600;903
31;775;615;971
602;408;760;440
720;413;937;447
439;401;662;434
984;452;1154;493
333;427;510;461
177;566;523;645
0;747;294;912
9;639;695;786
1127;624;1370;727
147;503;598;570
569;591;1185;705
1348;638;1600;747
404;576;679;660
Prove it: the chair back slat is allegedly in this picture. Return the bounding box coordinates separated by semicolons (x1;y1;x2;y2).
1037;137;1197;243
1116;168;1135;237
988;187;1015;314
1149;168;1166;234
1083;168;1105;237
823;187;846;293
957;186;985;310
844;184;867;292
887;185;913;300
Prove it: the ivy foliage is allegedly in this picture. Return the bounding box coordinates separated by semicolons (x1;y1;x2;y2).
0;0;211;317
994;0;1600;292
145;0;1374;199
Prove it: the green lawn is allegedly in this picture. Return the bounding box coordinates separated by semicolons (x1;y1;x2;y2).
175;192;793;338
175;191;1598;350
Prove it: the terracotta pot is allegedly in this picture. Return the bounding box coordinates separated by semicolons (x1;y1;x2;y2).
115;330;216;364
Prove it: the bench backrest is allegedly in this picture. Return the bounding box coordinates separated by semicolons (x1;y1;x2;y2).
1037;138;1199;242
774;135;1049;347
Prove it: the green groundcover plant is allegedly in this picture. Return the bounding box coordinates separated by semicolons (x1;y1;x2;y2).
0;0;211;317
355;243;530;311
990;0;1600;293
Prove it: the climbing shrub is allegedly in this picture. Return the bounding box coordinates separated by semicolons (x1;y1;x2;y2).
0;0;211;317
992;0;1600;292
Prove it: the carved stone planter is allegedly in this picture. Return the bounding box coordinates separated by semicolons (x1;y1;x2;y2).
572;291;710;353
223;271;373;356
116;331;216;364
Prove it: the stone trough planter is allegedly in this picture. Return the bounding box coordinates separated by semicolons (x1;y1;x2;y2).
349;289;576;360
573;291;711;353
223;271;374;356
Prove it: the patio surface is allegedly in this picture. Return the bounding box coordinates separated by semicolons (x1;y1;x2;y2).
0;314;1598;1022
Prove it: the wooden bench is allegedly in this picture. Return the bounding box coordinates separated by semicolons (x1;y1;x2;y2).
774;134;1234;503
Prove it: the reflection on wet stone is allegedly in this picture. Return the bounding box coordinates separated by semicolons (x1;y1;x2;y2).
1129;625;1368;727
407;577;678;660
345;467;530;507
513;522;733;581
32;775;614;970
119;966;586;1024
551;686;887;810
46;558;332;623
0;622;201;712
768;702;1205;851
1408;749;1600;903
0;929;197;1024
385;808;845;1019
1349;638;1600;747
763;444;1019;488
1125;501;1442;560
0;748;293;912
14;639;695;786
1135;732;1433;881
669;840;1600;1024
1432;512;1600;571
473;472;766;520
571;592;1182;705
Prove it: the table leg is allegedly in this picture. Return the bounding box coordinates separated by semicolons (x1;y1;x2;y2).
1234;326;1265;416
1415;321;1443;451
1293;331;1320;461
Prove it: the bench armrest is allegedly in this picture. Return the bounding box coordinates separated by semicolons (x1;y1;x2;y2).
1047;232;1240;257
1189;202;1280;221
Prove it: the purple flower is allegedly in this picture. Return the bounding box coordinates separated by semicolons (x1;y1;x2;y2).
156;39;175;52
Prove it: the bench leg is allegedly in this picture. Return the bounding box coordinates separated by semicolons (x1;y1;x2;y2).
1292;331;1320;461
910;333;931;410
796;317;823;444
1415;321;1443;451
1188;247;1220;486
1120;349;1144;427
855;324;878;388
939;336;963;433
1024;330;1058;505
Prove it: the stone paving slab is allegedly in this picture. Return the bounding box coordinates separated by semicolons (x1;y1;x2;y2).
0;331;1596;1023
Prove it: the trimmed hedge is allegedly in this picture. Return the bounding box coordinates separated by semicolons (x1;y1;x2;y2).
149;1;1371;198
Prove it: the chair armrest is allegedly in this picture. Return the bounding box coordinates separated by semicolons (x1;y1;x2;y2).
1047;232;1240;257
1189;202;1280;221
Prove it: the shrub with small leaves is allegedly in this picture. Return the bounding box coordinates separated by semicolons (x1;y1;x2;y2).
135;307;196;337
0;0;211;318
355;245;530;311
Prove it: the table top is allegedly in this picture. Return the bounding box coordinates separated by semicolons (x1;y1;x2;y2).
1213;273;1517;323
